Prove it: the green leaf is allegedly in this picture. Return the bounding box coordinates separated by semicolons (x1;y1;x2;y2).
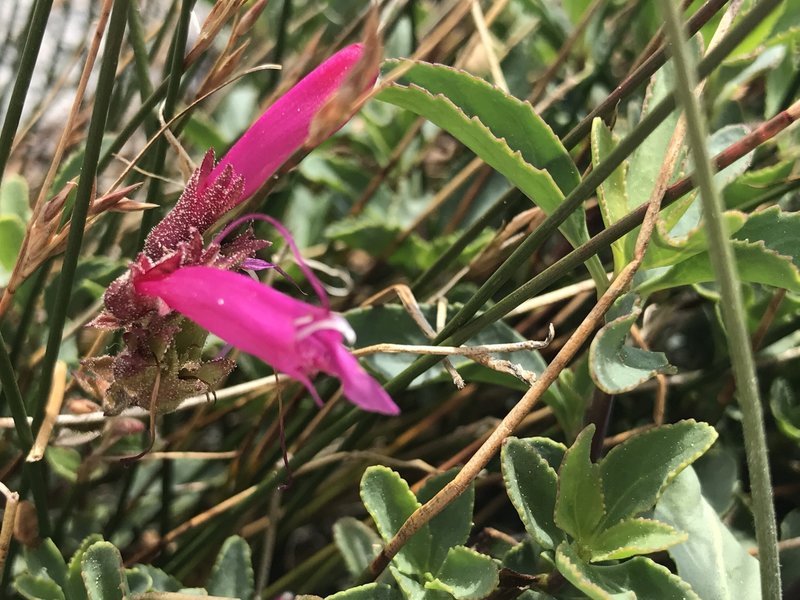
46;446;82;483
588;518;686;562
425;546;499;600
327;583;401;600
206;535;254;599
14;574;66;600
780;509;800;591
770;378;800;442
24;538;68;589
589;293;676;394
600;420;718;527
376;60;590;249
733;205;800;269
724;160;794;209
67;534;103;600
390;566;451;600
418;469;475;572
555;542;700;600
125;567;153;594
543;359;593;443
502;437;564;549
0;215;25;286
591;118;630;273
360;466;432;574
638;238;800;295
654;467;761;600
555;425;605;544
333;517;383;579
132;565;182;592
0;173;31;221
81;542;129;600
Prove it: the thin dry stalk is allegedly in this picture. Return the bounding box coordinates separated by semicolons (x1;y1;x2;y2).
26;361;67;462
0;481;19;578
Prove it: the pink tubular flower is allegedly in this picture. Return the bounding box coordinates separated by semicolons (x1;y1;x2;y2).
144;43;375;259
133;265;400;416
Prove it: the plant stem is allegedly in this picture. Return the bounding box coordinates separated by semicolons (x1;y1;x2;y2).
0;0;54;189
30;0;130;432
661;3;781;597
0;331;50;535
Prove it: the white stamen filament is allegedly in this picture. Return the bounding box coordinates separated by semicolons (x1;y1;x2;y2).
295;314;356;345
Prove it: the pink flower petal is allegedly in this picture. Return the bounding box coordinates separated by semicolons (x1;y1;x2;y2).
326;343;400;415
212;43;373;200
134;265;398;415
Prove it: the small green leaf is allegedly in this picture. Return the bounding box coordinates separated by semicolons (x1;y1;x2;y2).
600;420;718;527
588;518;686;562
770;378;800;442
0;215;24;286
81;542;129;600
555;425;605;544
390;566;451;599
426;546;499;600
361;466;432;574
724;160;794;209
591;118;630;272
376;60;589;250
131;565;182;592
555;542;700;600
46;446;82;483
14;574;66;600
589;293;676;394
125;567;153;594
67;534;103;600
654;467;761;600
327;583;401;600
206;535;254;599
0;174;30;221
24;538;68;589
333;517;383;579
418;469;475;572
502;438;564;549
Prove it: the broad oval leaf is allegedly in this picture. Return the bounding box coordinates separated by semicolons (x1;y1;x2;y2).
418;469;475;572
333;517;383;579
654;467;761;600
588;517;687;562
425;546;499;600
206;535;254;599
502;437;564;550
600;420;718;527
376;60;589;249
66;534;103;600
24;538;68;589
360;466;432;574
589;293;676;394
555;425;606;543
556;542;700;600
14;574;66;600
80;542;129;600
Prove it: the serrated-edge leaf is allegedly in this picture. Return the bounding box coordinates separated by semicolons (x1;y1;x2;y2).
591;118;630;272
67;534;103;600
429;546;499;600
502;438;564;549
556;542;700;600
360;466;432;574
377;77;589;249
638;238;800;295
589;294;676;394
80;542;129;600
327;583;400;600
588;517;687;562
333;517;383;579
555;425;606;543
600;420;717;527
418;468;475;572
390;566;451;600
206;535;254;599
14;574;67;600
